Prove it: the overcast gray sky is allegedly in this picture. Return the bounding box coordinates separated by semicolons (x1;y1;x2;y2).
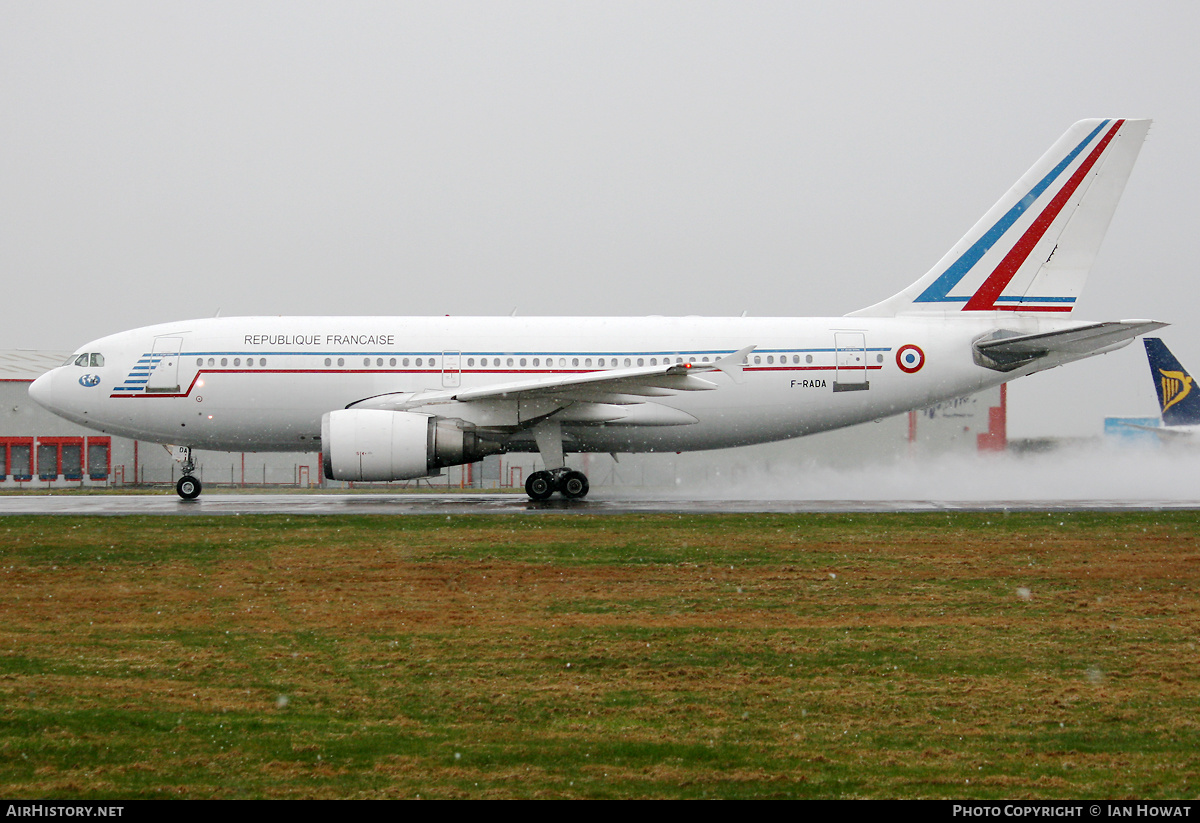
3;1;1197;437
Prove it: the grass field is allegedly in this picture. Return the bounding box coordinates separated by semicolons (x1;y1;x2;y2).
0;511;1197;799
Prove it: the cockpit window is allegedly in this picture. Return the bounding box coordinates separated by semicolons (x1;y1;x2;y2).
74;354;89;367
90;353;105;367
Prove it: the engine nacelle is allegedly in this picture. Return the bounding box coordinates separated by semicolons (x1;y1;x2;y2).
321;409;503;481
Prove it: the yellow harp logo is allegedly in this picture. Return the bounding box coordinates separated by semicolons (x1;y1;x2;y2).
1159;369;1193;413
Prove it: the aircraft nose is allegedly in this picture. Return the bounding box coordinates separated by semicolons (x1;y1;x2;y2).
28;370;55;410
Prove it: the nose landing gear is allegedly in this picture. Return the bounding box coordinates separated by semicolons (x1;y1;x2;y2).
525;468;590;501
176;448;202;500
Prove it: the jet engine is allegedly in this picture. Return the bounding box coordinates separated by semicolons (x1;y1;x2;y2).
321;409;503;481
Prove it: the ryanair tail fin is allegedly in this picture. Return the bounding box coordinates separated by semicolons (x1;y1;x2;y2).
1144;338;1200;426
852;119;1151;317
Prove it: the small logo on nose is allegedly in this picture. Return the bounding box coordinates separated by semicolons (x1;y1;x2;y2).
79;374;101;387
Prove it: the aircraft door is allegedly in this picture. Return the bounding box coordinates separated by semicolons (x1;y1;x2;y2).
441;351;461;388
145;336;184;393
833;332;870;393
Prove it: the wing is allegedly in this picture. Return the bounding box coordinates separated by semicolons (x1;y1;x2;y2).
347;345;757;429
973;320;1167;372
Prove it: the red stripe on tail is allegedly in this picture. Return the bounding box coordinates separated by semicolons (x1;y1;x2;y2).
963;120;1125;311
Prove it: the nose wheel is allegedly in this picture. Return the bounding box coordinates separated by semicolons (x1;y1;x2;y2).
176;475;202;500
525;468;589;500
176;448;201;500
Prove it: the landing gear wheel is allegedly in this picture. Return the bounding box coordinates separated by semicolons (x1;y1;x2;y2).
525;471;555;501
176;475;202;500
559;470;589;500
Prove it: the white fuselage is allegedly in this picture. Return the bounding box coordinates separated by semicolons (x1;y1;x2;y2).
26;120;1161;497
31;314;1059;456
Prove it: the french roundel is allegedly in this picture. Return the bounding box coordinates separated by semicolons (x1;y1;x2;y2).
896;344;924;374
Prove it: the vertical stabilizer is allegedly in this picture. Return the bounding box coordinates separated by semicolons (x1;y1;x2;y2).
1144;338;1200;426
852;119;1151;317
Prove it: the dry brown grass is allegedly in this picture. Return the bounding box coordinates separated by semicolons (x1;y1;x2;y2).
0;512;1197;798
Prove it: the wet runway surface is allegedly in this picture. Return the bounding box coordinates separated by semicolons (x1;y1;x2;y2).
1;492;1199;515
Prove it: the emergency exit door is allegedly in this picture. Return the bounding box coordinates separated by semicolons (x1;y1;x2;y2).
833;332;870;392
145;336;184;393
441;351;462;388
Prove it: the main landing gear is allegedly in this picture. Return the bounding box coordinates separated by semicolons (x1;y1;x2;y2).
176;447;202;500
523;418;590;501
525;468;590;501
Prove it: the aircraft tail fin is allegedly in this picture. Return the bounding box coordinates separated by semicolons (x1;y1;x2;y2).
851;119;1151;317
1144;338;1200;426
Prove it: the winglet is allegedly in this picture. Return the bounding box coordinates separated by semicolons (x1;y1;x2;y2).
712;345;756;384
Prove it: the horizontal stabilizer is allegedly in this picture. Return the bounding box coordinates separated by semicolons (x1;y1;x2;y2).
974;320;1166;372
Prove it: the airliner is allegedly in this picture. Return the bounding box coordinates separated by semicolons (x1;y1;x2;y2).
1139;338;1200;437
30;118;1165;500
